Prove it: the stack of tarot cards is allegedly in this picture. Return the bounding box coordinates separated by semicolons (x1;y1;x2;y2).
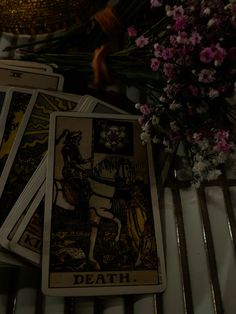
0;60;166;297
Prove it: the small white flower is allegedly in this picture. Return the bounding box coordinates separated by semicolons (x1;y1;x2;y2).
207;18;216;28
224;4;232;11
198;139;209;150
141;120;149;131
196;106;207;113
152;135;160;143
165;5;172;16
163;138;169;146
189;5;195;12
193;133;201;141
195;153;204;161
140;131;150;143
163;139;173;152
135;102;141;109
165;146;173;153
159;95;167;102
170;121;179;132
151;115;160;125
207;169;222;180
192;160;207;173
215;151;228;163
203;8;211;15
169;101;181;110
208;88;219;99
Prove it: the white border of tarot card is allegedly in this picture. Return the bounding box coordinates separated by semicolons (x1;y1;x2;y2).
7;97;128;265
0;155;47;249
0;85;11;117
0;87;35;147
0;60;53;73
0;64;64;90
9;181;46;265
42;111;166;296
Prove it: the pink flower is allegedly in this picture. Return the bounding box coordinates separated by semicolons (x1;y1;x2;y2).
189;85;199;96
198;69;216;83
164;83;181;98
169;35;178;47
172;5;184;19
150;0;162;8
200;47;215;63
189;32;202;45
162;47;174;60
163;63;176;79
127;25;137;37
135;35;149;48
174;16;188;31
178;46;190;57
176;31;189;44
140;104;151;115
214;45;226;66
150;58;161;71
214;141;232;152
153;43;162;57
214;130;229;141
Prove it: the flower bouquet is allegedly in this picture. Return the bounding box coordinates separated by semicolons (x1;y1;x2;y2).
131;0;236;186
15;0;236;187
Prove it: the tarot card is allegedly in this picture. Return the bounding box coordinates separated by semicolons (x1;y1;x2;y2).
0;90;84;229
42;112;166;296
7;97;129;265
0;60;53;72
0;88;35;174
0;64;63;90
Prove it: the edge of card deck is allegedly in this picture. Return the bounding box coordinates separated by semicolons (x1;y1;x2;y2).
6;96;129;264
